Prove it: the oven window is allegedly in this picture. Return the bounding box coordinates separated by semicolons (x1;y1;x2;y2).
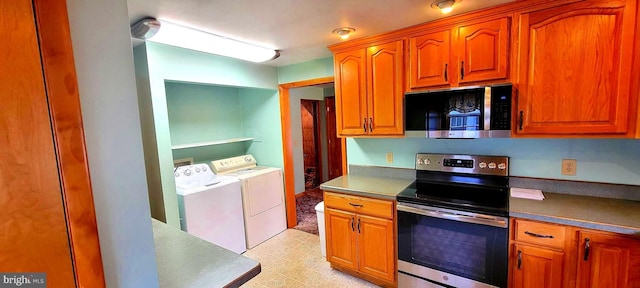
398;210;508;287
412;225;487;279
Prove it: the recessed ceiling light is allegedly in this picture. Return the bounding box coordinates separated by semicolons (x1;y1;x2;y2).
431;0;461;14
332;27;356;40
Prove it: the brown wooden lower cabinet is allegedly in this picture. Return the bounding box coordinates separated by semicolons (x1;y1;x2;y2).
511;218;640;288
324;191;396;287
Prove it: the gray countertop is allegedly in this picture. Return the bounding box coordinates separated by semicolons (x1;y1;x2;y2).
510;192;640;235
320;174;640;236
152;219;261;288
320;175;414;200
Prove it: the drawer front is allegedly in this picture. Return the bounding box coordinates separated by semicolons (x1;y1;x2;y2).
324;191;394;219
515;219;566;249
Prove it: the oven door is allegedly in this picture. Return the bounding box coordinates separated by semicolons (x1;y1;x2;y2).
397;203;509;288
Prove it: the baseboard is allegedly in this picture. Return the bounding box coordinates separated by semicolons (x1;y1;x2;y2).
295;191;307;199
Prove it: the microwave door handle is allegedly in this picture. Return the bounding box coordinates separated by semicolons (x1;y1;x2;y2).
397;203;508;228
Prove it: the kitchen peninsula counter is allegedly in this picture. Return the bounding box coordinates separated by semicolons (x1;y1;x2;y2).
152;219;260;288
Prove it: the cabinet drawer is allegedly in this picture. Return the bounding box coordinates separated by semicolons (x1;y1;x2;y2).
324;191;394;219
515;219;566;249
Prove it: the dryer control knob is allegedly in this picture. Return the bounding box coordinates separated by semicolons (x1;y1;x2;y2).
244;156;252;162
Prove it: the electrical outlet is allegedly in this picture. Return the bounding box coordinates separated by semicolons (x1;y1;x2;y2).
562;159;577;176
386;152;393;164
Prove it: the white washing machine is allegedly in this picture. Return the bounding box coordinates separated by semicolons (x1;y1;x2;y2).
212;155;286;249
174;163;247;254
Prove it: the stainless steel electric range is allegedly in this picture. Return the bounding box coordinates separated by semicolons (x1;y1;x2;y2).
397;153;510;288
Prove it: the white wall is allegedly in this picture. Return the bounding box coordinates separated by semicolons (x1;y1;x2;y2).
66;0;160;287
289;87;326;194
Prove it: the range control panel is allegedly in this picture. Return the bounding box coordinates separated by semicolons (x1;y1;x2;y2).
416;153;509;176
211;154;257;174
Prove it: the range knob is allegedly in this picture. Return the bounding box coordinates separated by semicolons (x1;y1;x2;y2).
498;163;507;170
417;159;424;165
488;162;497;169
174;172;180;177
202;166;208;171
479;162;487;169
184;169;192;176
195;167;201;173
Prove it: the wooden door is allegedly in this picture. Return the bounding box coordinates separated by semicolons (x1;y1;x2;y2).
1;0;104;286
517;0;637;136
409;30;451;88
334;49;367;136
576;231;640;288
0;1;76;285
512;244;564;288
301;99;321;188
357;214;395;282
457;17;510;84
325;208;358;270
366;40;404;135
325;97;343;180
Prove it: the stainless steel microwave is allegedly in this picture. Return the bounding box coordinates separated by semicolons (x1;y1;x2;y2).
404;84;512;138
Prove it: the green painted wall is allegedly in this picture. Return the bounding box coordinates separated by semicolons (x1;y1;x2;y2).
239;88;283;168
277;57;334;84
347;138;640;186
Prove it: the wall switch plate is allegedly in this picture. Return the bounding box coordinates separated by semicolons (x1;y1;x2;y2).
562;159;577;176
386;152;393;164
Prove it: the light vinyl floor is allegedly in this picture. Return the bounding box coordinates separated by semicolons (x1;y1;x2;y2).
241;229;381;288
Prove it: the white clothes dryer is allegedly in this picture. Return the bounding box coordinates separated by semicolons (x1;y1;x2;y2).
174;163;247;254
212;155;286;249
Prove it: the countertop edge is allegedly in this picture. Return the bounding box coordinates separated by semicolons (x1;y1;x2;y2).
509;211;640;236
225;264;262;288
319;184;399;201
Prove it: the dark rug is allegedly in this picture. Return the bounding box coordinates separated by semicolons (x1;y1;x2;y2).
293;187;323;235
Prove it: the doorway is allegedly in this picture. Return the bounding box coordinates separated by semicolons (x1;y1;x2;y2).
301;99;322;190
325;96;343;180
278;77;347;228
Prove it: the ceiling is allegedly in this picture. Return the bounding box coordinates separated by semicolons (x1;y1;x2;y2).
127;0;516;67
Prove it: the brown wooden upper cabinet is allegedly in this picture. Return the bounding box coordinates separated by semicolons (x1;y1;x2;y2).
516;0;638;136
333;40;404;136
409;17;510;89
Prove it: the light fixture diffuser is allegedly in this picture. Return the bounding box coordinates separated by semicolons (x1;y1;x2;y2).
134;19;279;63
431;0;461;14
332;27;356;40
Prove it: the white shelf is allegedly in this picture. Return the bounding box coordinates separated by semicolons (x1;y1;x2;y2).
171;138;254;150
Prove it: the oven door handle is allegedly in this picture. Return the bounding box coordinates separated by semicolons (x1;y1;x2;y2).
397;203;508;228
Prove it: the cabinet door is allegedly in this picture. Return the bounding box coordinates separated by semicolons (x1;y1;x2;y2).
409;30;451;88
334;49;368;136
457;17;509;84
366;40;404;135
357;214;395;282
577;231;640;288
325;208;358;270
0;1;76;286
517;0;637;135
512;244;564;288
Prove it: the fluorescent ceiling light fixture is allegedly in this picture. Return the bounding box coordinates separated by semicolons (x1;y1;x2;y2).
131;18;279;63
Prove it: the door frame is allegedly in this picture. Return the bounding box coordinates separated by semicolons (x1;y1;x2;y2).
279;77;347;228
